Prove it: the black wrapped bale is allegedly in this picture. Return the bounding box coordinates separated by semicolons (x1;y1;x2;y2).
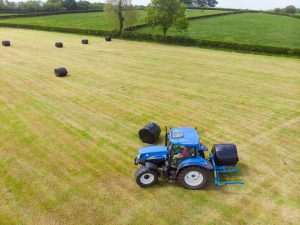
212;144;239;166
54;67;68;77
105;35;112;42
2;40;10;46
139;122;161;144
55;42;63;48
82;39;89;44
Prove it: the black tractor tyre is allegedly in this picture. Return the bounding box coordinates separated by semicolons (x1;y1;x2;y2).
178;167;208;190
135;166;158;188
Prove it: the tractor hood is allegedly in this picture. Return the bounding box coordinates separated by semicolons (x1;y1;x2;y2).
136;145;167;162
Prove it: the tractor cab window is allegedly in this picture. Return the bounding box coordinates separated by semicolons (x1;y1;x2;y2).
170;145;195;167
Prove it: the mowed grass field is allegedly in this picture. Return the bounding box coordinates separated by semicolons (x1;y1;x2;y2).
0;28;299;225
0;10;229;30
139;13;300;49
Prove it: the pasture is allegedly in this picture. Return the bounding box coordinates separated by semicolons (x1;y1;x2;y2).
0;28;299;225
138;13;300;49
0;13;19;16
0;10;230;30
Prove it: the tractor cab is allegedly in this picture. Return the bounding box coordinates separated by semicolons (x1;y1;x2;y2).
166;128;207;167
168;145;196;167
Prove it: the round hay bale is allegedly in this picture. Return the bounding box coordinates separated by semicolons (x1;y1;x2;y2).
105;35;112;42
2;40;10;46
54;67;68;77
139;122;161;144
82;39;89;44
212;144;239;166
55;42;63;48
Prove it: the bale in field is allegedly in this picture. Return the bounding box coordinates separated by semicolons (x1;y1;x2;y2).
212;144;239;166
55;42;63;48
139;122;161;144
54;67;68;77
82;39;89;44
2;40;10;46
105;35;112;42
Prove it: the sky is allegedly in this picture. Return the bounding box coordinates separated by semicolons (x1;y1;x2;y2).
123;0;300;10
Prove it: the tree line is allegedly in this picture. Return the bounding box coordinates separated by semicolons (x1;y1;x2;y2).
181;0;218;7
0;0;217;12
0;0;104;12
0;0;145;12
273;5;299;14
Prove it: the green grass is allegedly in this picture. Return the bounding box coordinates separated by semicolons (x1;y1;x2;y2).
0;12;144;30
185;9;232;17
0;10;231;31
0;28;299;225
139;13;300;49
0;13;19;16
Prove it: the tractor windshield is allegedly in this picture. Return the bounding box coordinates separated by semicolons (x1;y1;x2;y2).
170;145;196;167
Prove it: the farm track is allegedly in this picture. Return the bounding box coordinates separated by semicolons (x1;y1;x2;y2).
0;28;299;225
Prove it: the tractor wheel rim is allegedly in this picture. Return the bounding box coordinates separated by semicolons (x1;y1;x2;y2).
184;171;203;186
140;173;155;185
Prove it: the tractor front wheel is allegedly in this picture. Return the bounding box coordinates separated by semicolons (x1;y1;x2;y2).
178;167;208;190
135;166;158;188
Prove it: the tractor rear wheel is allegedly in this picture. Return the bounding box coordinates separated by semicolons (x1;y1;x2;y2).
178;167;208;190
135;166;158;188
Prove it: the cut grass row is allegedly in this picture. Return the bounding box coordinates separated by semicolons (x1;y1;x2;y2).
0;28;299;225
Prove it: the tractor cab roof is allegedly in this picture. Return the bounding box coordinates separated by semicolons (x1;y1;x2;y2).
169;127;200;146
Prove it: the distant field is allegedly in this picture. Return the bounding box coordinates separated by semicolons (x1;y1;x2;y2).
0;12;143;30
0;28;299;225
0;10;231;30
138;13;300;49
0;13;18;16
185;9;232;17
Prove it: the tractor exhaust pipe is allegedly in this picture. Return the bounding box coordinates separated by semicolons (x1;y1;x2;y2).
165;126;168;146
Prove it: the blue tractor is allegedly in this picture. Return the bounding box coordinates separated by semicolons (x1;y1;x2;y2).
134;127;244;189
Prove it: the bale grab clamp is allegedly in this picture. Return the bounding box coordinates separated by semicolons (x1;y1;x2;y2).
210;153;245;186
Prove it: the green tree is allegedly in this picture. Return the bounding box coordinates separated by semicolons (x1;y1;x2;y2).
104;0;137;34
285;5;296;14
90;2;104;10
45;0;63;11
274;8;282;13
76;0;91;10
197;0;207;7
181;0;193;5
63;0;77;10
0;0;4;10
4;0;17;10
207;0;218;7
147;0;189;36
24;1;42;12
